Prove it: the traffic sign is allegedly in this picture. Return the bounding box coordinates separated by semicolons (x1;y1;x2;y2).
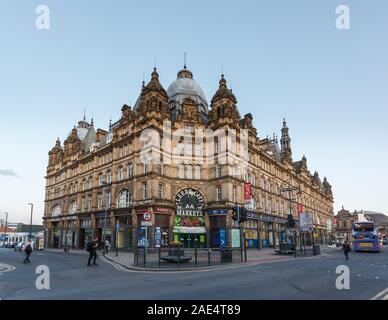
143;212;151;221
141;221;153;227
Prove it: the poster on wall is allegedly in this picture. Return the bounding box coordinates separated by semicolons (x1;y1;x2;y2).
298;212;314;232
174;188;206;234
231;229;240;248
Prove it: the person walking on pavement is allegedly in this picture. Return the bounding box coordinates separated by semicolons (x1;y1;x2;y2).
86;237;99;266
105;239;110;254
23;239;33;264
342;240;352;260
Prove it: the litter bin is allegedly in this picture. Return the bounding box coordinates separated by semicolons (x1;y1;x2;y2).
221;249;233;263
313;244;321;255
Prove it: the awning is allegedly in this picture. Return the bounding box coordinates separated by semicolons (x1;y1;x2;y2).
173;226;206;234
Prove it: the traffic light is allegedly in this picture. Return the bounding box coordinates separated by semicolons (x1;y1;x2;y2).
287;214;295;228
232;206;239;221
239;207;247;223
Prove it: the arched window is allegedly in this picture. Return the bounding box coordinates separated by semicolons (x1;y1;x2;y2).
187;165;193;179
178;164;185;179
118;189;132;208
195;165;201;179
70;201;77;214
51;204;61;217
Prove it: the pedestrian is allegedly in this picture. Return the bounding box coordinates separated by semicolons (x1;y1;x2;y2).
23;239;33;264
342;240;351;260
105;239;110;254
86;237;99;266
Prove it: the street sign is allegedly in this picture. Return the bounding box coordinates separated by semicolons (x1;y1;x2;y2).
298;212;314;231
143;212;151;221
141;221;153;227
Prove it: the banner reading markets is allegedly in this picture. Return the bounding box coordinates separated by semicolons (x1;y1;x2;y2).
174;188;206;234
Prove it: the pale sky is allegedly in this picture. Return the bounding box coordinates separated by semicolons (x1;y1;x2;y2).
1;0;387;224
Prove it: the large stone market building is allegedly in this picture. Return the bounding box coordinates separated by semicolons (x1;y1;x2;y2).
43;65;334;250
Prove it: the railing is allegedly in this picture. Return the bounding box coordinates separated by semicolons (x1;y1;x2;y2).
134;247;244;269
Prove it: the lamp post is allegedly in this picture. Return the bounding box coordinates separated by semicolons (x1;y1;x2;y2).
28;203;33;238
3;212;8;243
280;178;300;258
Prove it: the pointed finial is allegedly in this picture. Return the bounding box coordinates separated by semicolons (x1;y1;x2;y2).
83;108;86;121
91;117;94;126
184;52;187;69
153;58;156;69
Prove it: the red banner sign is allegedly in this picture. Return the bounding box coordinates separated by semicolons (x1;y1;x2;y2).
297;203;304;214
244;183;252;201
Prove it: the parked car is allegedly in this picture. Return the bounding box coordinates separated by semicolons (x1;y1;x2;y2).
383;238;388;245
14;242;26;252
6;242;13;248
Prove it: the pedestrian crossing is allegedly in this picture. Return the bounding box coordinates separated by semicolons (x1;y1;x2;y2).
370;287;388;300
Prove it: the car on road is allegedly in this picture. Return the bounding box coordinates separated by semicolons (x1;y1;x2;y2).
382;238;388;245
14;242;26;252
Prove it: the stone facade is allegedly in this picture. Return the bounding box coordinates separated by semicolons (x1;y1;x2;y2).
43;66;334;250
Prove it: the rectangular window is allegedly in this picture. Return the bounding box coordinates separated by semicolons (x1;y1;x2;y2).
118;167;124;181
216;164;222;178
216;186;222;201
88;196;92;211
98;194;103;209
82;180;87;191
106;192;111;208
99;175;105;186
107;171;112;184
89;178;93;189
158;183;164;199
232;186;237;203
143;182;148;199
128;164;134;178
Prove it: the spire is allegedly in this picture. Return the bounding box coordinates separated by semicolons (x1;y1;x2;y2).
184;52;187;69
142;67;167;98
83;108;86;121
280;118;292;162
211;73;237;105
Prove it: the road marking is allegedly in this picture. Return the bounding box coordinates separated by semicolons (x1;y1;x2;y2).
371;287;388;300
0;263;16;273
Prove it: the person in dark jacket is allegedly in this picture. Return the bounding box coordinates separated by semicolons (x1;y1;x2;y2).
23;239;33;264
86;237;99;266
342;240;352;260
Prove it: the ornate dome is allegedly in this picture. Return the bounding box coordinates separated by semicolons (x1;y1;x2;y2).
167;67;209;120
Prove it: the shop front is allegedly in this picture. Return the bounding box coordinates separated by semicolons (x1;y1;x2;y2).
242;211;260;249
51;220;60;249
208;209;228;248
258;213;287;248
95;211;112;249
115;212;133;250
79;217;93;249
173;188;206;248
153;208;173;247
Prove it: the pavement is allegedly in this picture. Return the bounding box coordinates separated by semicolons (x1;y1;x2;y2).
44;246;339;271
2;245;388;299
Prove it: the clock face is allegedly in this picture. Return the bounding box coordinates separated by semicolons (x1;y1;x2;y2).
106;133;113;143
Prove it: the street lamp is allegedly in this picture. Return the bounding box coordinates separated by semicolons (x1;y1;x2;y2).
3;212;8;243
28;203;33;238
280;178;300;258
